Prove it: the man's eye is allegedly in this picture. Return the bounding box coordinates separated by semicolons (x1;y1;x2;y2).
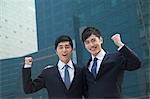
91;39;96;42
58;46;63;49
65;46;71;49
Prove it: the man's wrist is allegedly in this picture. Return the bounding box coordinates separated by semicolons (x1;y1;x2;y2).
118;43;125;50
24;64;32;68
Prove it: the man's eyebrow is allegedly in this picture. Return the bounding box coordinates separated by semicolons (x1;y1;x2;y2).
58;45;63;47
65;44;70;46
58;44;70;46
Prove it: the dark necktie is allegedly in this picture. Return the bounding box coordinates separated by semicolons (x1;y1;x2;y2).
91;57;98;78
64;65;71;89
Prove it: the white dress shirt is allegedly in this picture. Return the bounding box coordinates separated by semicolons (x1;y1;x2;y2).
89;49;106;74
24;64;31;68
57;60;74;83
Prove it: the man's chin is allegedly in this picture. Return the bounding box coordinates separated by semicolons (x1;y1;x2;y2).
91;52;99;56
61;58;70;62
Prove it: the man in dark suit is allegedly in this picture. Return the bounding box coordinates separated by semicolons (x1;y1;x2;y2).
81;27;141;98
22;35;85;99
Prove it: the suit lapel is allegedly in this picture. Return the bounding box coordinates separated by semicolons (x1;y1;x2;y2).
96;53;110;79
69;65;76;89
55;64;78;90
54;65;67;89
86;58;95;77
86;54;110;79
69;64;80;90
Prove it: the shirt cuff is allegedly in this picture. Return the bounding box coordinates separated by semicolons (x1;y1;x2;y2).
118;44;125;51
24;64;32;68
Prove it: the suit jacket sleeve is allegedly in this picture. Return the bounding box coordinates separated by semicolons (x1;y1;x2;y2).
82;66;88;98
22;67;45;94
119;45;141;70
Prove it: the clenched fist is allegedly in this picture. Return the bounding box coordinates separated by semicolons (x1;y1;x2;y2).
111;34;124;47
25;57;32;65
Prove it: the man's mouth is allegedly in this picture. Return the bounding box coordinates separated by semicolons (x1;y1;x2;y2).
62;54;67;56
90;46;97;51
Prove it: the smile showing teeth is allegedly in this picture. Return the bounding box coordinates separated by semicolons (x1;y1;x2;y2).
90;46;97;51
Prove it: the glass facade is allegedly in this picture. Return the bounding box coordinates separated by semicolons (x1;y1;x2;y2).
0;0;149;98
136;0;150;98
35;0;76;50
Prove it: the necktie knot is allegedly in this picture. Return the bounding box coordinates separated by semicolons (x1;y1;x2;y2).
94;57;98;62
64;65;69;69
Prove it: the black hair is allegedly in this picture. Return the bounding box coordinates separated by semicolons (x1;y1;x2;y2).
81;27;102;42
55;35;73;49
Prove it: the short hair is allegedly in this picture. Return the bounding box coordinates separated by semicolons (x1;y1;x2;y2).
81;27;102;42
55;35;73;49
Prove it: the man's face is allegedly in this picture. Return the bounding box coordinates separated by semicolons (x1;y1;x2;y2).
56;41;73;64
84;34;103;56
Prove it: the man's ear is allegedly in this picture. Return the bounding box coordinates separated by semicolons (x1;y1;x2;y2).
100;37;103;43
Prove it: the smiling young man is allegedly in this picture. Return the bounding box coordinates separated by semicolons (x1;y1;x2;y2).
81;27;141;98
22;35;85;99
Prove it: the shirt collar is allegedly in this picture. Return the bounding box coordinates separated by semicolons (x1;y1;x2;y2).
58;60;74;70
91;49;106;61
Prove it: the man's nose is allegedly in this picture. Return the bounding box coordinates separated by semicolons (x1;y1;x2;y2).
62;47;67;51
89;42;94;46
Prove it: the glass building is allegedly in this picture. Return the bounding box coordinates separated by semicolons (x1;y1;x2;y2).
0;0;149;98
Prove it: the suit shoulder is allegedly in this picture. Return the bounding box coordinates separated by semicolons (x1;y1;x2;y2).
106;52;124;61
43;65;55;70
108;51;122;56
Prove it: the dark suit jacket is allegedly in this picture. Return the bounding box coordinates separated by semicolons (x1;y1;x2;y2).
84;45;141;98
22;64;85;99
